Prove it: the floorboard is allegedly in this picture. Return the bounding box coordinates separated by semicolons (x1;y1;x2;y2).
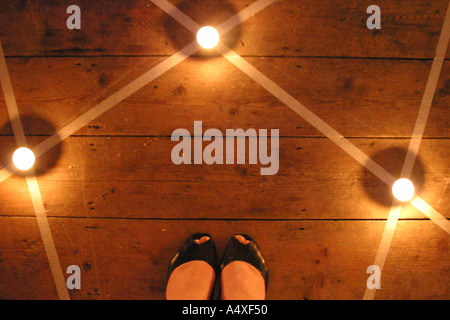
0;136;448;220
0;57;448;138
0;0;448;300
0;0;448;58
0;217;447;300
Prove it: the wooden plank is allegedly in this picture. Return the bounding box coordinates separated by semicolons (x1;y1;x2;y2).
0;57;448;138
373;219;450;299
0;0;447;302
0;136;447;220
0;217;448;299
0;0;448;58
236;0;450;59
0;216;58;299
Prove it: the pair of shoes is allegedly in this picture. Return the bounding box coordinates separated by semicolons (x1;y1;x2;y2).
167;233;269;295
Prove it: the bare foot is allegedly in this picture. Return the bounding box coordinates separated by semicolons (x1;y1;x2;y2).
221;236;266;300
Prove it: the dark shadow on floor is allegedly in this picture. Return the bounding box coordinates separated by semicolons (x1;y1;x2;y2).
361;146;425;207
0;113;62;177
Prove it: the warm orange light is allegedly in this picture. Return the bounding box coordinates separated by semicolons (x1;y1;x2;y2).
196;26;220;49
12;147;35;171
392;178;415;202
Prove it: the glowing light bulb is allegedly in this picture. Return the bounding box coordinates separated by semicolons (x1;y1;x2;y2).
12;147;35;171
392;178;415;202
196;26;219;49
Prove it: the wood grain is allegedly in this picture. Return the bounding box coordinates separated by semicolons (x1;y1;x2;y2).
0;217;447;300
0;136;447;220
0;57;448;138
0;0;448;300
0;0;448;58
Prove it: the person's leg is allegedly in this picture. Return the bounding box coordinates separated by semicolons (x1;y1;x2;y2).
166;236;216;300
220;235;266;300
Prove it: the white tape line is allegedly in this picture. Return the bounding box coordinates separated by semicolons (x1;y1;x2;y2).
0;42;26;146
0;33;197;185
150;0;199;33
219;44;396;186
401;1;450;178
0;167;13;182
220;42;449;301
362;203;402;300
364;194;450;300
217;0;277;35
26;175;71;300
219;46;450;233
0;0;446;227
151;0;277;36
411;197;450;234
1;41;198;169
0;39;19;180
364;1;450;300
1;0;277;184
0;39;70;300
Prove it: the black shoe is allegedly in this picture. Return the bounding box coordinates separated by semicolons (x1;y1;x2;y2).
168;233;219;280
220;234;269;290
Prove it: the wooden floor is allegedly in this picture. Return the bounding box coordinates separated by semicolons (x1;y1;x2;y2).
0;0;448;299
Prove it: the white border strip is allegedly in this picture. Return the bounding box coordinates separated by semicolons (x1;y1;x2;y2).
0;39;70;300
